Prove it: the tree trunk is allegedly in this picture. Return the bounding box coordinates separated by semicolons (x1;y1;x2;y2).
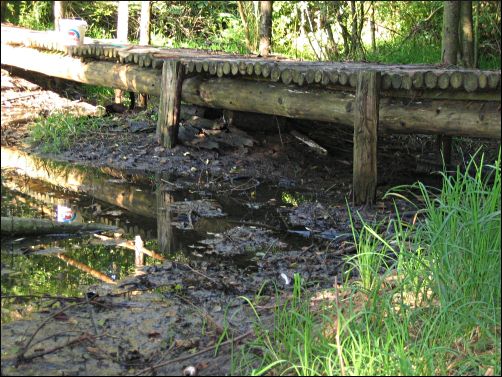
1;1;7;22
350;1;358;56
258;1;272;57
459;1;474;67
139;0;151;45
237;1;253;52
440;1;459;166
54;1;64;31
474;0;479;67
441;1;460;65
370;1;376;52
116;1;129;104
117;1;129;43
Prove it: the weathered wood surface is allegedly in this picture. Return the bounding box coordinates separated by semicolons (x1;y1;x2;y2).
1;216;118;236
353;71;380;205
2;24;500;95
2;45;500;139
157;60;184;148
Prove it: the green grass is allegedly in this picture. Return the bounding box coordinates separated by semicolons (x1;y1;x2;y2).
365;39;442;65
235;150;501;376
29;113;102;153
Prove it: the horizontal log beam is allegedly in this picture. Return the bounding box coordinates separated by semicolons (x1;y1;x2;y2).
1;216;118;236
2;45;500;138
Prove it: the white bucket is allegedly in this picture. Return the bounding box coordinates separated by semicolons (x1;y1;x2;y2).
59;18;88;46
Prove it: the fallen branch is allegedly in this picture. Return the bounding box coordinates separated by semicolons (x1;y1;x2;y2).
290;130;328;156
18;334;94;364
16;301;84;363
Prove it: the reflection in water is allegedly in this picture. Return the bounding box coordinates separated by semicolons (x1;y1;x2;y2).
56;252;116;284
156;181;174;254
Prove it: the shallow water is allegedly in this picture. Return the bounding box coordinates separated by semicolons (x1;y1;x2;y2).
1;153;316;323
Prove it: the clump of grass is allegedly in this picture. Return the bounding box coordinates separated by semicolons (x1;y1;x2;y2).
235;150;501;376
29;113;102;153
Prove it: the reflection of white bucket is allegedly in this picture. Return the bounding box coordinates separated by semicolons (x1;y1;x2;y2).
59;18;88;46
56;205;76;223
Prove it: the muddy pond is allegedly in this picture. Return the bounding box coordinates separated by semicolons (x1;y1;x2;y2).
3;147;389;375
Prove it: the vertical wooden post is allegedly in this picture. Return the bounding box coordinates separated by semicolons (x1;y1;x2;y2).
157;60;184;148
353;71;380;205
138;94;148;108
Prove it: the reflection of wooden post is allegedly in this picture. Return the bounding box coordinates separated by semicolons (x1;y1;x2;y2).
156;184;174;253
134;235;144;267
157;60;184;148
353;71;380;205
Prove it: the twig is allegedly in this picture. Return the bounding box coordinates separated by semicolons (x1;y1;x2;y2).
85;293;99;336
275;117;284;147
18;334;94;364
16;302;84;362
134;330;253;376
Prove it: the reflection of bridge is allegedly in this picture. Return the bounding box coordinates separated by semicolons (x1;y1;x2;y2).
1;24;500;204
1;163;158;243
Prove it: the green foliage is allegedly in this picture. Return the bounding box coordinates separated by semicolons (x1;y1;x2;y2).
236;150;501;375
1;238;138;323
81;84;115;107
29;113;102;154
281;192;307;207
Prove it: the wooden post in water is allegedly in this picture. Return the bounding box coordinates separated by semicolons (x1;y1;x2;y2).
353;71;380;205
157;60;184;148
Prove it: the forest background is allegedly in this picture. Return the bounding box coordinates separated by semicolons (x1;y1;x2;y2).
1;1;500;69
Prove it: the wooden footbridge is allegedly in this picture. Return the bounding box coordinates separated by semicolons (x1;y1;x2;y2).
1;25;500;204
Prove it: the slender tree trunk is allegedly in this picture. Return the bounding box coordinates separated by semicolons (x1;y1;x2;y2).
258;1;272;57
441;1;460;65
117;1;129;43
370;1;376;52
1;1;7;22
116;1;129;104
139;0;151;45
439;1;459;167
459;1;474;67
54;1;64;31
474;0;479;67
350;1;358;56
237;1;253;52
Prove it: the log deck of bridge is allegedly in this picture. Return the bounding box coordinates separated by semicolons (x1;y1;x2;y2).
1;25;501;204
